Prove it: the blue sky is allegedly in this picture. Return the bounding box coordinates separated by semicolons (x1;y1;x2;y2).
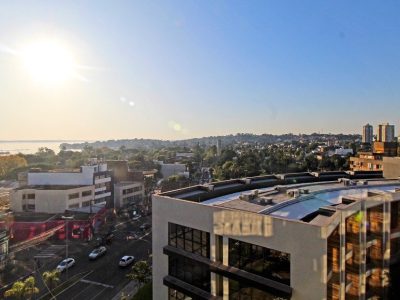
1;1;399;140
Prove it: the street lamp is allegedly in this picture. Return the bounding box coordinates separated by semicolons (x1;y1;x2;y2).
61;215;74;278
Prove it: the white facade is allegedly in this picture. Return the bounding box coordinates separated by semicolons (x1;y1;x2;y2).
114;181;144;209
27;164;108;186
11;185;95;214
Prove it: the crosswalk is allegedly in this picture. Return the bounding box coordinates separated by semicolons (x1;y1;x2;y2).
34;244;65;259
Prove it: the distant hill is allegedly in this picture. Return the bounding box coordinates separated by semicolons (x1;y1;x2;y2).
60;133;361;150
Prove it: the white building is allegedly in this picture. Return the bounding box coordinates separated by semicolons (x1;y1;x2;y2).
11;161;114;214
114;181;144;209
11;185;95;213
153;174;400;299
26;162;113;206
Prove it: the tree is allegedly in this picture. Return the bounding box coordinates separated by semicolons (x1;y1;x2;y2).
126;260;152;287
42;269;60;291
4;276;39;300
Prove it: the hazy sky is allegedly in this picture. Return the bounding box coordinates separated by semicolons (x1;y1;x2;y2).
1;1;400;140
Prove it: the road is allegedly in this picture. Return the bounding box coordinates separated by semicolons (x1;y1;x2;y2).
32;216;152;300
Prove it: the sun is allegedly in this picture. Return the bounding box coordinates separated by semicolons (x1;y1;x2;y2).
20;40;75;85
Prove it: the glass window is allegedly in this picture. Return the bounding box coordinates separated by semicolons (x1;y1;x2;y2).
168;255;211;292
229;278;290;300
68;192;79;200
82;190;92;197
168;223;210;258
228;239;290;285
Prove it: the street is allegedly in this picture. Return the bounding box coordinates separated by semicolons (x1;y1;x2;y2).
11;215;152;300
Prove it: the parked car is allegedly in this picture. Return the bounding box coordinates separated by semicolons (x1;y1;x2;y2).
140;223;150;231
56;258;75;272
119;255;135;267
89;246;107;260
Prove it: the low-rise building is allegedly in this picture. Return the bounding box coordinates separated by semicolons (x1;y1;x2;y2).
11;185;95;213
350;152;383;171
114;181;144;209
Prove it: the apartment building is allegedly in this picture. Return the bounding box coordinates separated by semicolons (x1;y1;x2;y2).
362;124;373;144
114;181;144;209
153;173;400;299
378;123;395;143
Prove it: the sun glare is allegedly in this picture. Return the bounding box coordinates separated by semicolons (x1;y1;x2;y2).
21;40;75;85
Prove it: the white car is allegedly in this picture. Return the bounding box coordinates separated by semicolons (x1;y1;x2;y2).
119;255;135;267
56;258;75;272
89;246;107;260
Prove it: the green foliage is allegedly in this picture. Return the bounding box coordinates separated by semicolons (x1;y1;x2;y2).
42;269;61;291
0;155;27;179
4;276;39;300
126;260;152;287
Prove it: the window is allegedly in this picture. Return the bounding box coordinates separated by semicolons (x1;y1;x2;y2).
228;239;290;285
228;279;289;300
133;186;142;192
68;193;79;200
82;190;92;197
82;201;91;207
168;223;210;258
168;255;211;292
123;188;133;195
27;193;35;200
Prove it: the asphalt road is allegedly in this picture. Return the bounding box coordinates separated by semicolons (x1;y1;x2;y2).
32;216;152;300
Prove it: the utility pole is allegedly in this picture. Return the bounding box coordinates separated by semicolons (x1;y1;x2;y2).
61;215;74;279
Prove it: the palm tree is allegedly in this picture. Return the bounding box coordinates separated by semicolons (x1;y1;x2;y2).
23;276;39;299
4;276;39;300
42;269;61;291
126;260;152;288
4;281;25;300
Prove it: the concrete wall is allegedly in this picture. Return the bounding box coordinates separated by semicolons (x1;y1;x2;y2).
114;182;144;208
383;157;400;179
11;186;95;214
152;195;329;300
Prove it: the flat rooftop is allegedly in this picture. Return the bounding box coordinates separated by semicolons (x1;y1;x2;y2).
160;171;399;225
16;185;90;190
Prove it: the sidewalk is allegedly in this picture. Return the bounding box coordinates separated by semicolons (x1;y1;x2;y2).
111;281;138;300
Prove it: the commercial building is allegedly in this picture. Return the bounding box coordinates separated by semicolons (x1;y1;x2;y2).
362;123;373;144
114;181;144;209
11;185;95;213
11;161;113;214
153;172;400;299
378;123;395;143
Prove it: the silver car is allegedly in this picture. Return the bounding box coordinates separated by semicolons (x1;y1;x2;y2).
89;246;107;260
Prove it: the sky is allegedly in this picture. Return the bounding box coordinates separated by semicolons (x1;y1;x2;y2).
1;1;400;141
